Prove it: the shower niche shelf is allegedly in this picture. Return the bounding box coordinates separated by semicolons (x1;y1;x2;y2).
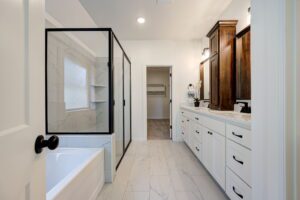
90;84;107;87
91;100;107;103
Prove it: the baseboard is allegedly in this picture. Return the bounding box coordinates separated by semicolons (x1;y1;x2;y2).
89;178;105;200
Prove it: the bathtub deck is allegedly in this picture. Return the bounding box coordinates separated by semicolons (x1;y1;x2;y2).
96;140;228;200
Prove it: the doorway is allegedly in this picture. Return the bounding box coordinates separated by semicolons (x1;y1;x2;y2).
146;66;172;140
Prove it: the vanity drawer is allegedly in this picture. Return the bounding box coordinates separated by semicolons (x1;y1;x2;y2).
181;110;195;119
191;135;202;161
181;109;202;123
226;168;252;200
227;139;252;186
191;113;201;123
227;124;251;149
192;123;202;142
180;109;188;117
202;115;226;136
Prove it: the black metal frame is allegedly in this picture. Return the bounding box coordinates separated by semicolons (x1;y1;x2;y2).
111;33;132;169
45;28;132;168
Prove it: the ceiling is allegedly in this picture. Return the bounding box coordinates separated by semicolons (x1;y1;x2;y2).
46;0;233;40
79;0;232;40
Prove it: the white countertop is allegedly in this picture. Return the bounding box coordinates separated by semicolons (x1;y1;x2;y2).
180;104;251;130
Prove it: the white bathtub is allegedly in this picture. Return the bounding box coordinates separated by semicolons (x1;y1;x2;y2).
46;148;105;200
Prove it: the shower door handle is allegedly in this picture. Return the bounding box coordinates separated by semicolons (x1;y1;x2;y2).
35;135;59;154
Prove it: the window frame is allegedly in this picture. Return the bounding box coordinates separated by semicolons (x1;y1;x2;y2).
63;54;90;112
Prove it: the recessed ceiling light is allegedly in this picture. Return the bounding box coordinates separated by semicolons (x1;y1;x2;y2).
137;17;145;24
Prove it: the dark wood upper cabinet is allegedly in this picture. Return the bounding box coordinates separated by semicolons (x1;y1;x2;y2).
210;30;219;55
210;54;219;106
207;20;237;110
236;26;251;100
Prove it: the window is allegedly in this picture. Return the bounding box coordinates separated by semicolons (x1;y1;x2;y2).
64;57;88;110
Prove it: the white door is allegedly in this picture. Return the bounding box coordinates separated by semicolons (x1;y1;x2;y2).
169;68;172;139
0;0;46;200
212;132;226;189
202;127;213;173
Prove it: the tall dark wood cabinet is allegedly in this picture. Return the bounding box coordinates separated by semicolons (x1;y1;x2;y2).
207;20;237;110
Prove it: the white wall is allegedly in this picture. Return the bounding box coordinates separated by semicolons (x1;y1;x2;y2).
297;1;300;198
200;0;251;58
147;68;170;119
122;40;202;141
251;0;287;199
219;0;251;33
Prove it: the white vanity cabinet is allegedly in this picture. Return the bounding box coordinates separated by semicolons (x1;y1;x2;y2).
226;124;252;200
202;127;213;173
180;106;251;199
180;111;192;147
202;125;226;189
180;115;188;143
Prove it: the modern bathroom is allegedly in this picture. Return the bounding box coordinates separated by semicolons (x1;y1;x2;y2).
0;0;299;200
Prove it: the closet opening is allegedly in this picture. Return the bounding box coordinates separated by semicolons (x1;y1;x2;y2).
146;66;172;140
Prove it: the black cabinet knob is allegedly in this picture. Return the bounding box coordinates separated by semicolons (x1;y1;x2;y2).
35;135;59;154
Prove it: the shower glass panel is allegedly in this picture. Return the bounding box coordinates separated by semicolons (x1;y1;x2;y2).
124;56;131;149
113;37;124;165
46;29;132;169
47;31;109;133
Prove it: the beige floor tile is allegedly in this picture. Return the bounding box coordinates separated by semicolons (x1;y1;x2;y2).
123;191;150;200
192;175;229;200
97;141;228;200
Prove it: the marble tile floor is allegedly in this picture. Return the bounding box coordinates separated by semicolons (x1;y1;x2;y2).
147;119;171;140
97;141;229;200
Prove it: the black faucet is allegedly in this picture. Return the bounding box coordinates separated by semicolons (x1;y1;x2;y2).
202;100;210;107
238;102;251;113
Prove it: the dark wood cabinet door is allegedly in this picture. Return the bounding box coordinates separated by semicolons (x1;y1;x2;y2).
210;30;219;55
210;55;219;109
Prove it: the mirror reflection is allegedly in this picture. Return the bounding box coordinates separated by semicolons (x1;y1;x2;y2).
200;59;210;100
236;26;251;100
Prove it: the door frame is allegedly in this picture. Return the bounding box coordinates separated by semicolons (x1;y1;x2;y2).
145;65;173;140
251;0;298;199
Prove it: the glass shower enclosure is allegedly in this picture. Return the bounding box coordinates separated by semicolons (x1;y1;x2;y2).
45;28;131;168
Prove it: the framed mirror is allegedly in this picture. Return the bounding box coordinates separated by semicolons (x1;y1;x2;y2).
200;58;210;100
236;26;251;100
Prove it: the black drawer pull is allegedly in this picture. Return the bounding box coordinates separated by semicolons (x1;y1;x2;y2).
233;156;244;165
232;132;243;138
187;119;190;122
195;117;199;120
233;186;243;199
195;130;200;134
207;131;213;135
182;132;184;135
195;147;200;152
